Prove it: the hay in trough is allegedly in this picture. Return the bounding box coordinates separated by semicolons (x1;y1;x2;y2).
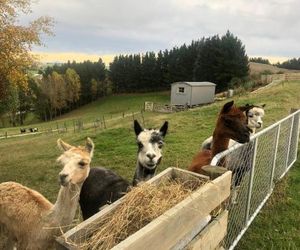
80;177;208;250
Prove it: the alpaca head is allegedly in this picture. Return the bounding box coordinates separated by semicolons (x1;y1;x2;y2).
216;101;251;144
245;104;265;130
56;138;94;186
134;120;168;170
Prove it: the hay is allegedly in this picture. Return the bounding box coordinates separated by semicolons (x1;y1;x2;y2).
80;178;207;250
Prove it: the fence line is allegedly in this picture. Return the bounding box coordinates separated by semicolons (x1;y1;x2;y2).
210;109;300;249
0;111;142;140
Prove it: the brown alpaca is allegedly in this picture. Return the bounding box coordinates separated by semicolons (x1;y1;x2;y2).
188;101;252;174
0;138;94;250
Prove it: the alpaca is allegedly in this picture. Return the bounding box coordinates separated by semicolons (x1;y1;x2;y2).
188;101;252;175
201;104;265;150
79;120;168;220
0;138;94;250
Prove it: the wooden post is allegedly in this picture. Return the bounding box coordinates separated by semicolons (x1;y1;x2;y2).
94;122;97;133
103;116;106;129
290;108;299;114
141;110;145;126
5;131;7;138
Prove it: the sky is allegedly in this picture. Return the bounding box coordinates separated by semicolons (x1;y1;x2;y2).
22;0;300;65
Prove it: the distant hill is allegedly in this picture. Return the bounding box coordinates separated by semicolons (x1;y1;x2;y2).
249;62;300;75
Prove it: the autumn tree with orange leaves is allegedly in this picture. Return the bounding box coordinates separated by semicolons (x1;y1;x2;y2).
0;0;53;100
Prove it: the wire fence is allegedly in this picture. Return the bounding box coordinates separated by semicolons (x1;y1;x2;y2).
210;109;300;250
0;110;145;140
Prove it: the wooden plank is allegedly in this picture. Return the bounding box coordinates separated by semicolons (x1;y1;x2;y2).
55;238;77;250
172;168;210;183
186;210;228;250
111;171;231;250
201;165;228;180
170;215;211;250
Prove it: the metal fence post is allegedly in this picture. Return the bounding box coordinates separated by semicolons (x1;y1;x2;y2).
295;112;300;158
269;125;281;193
283;116;294;174
244;138;258;225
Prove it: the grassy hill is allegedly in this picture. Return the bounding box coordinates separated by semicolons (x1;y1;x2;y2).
249;62;300;75
0;81;299;248
0;91;170;135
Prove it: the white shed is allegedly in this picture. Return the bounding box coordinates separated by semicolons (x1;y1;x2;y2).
170;82;216;106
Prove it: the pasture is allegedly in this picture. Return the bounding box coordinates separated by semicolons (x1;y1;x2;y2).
0;81;299;249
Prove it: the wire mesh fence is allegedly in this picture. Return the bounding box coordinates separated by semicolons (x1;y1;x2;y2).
210;109;300;250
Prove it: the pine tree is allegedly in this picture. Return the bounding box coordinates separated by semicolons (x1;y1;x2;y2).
194;31;249;91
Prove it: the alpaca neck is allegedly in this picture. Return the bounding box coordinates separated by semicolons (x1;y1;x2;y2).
132;161;156;186
48;183;82;229
211;131;230;158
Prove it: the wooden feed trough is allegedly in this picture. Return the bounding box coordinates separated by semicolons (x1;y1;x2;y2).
56;168;231;250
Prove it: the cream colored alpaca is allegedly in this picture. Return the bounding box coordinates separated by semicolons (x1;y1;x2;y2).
0;138;94;250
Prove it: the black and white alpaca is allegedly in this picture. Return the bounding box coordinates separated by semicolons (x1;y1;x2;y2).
132;120;168;186
79;120;168;220
201;104;265;150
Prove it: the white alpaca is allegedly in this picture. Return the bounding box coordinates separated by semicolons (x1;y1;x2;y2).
201;104;265;150
0;138;94;250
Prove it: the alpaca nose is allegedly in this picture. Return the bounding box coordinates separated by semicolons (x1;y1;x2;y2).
257;122;262;128
59;174;68;185
146;153;156;160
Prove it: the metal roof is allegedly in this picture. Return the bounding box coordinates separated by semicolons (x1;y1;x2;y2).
171;81;216;87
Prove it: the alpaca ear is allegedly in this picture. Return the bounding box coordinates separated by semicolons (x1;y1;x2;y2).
221;101;234;113
261;104;266;108
134;120;143;136
85;137;94;157
239;104;254;112
159;121;168;137
57;139;72;152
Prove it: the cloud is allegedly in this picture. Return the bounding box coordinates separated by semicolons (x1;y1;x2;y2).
21;0;300;60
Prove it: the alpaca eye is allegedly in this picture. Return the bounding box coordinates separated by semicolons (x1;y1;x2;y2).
137;142;143;149
158;141;164;149
78;161;86;168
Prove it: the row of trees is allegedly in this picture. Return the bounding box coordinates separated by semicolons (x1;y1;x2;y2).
0;67;113;126
276;58;300;70
43;59;107;104
109;31;249;92
34;69;81;120
2;31;248;125
249;57;271;65
249;57;300;70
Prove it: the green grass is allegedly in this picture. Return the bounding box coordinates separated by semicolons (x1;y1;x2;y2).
237;154;300;249
0;81;299;248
